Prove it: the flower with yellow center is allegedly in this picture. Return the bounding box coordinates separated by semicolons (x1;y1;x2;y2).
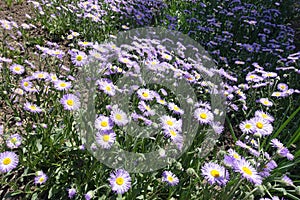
142;92;149;98
115;177;124;185
76;55;83;61
102;134;110;142
2;157;11;165
200;113;207;119
166;120;174;126
66;99;74;106
242;166;252;175
60;82;67;88
210;169;220;178
101;121;108;127
256;122;263;129
115;114;122;121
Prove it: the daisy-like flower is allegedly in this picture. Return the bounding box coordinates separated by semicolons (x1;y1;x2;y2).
6;134;22;149
47;73;58;82
110;106;129;126
163;128;182;142
194;108;213;124
156;97;167;105
255;110;274;122
224;149;242;167
246;73;263;82
33;71;48;80
162;171;179;186
24;102;42;113
258;98;273;107
262;71;277;78
0;151;19;173
34;171;48;185
277;83;288;91
168;102;184;115
60;94;80;111
138;101;155;116
270;139;293;160
95;115;114;131
20;79;33;92
10;64;25;75
54;80;72;91
71;51;87;67
160;115;182;131
239;120;255;134
67;188;76;199
98;79;116;96
108;169;131;194
234;158;262;185
161;53;172;61
259;160;277;178
282;175;294;186
78;41;92;48
201;162;229;186
211;121;224;134
84;191;94;200
137;88;155;101
271;91;285;98
270;138;284;149
95;130;116;149
250;117;273;136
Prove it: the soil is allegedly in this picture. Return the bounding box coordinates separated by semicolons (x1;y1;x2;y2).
0;1;34;25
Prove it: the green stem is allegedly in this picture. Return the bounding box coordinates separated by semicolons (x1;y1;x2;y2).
226;116;238;142
225;178;243;200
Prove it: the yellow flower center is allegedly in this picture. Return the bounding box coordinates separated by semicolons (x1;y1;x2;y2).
103;134;110;142
210;169;220;178
145;105;151;111
166;120;174;126
142;92;149;98
10;137;17;144
263;100;269;105
242;166;252;175
105;86;111;91
101;121;108;127
51;76;57;81
29;105;37;110
262;114;267;118
23;82;29;87
122;58;129;63
37;74;44;78
60;82;67;87
174;106;179;111
167;175;174;182
233;153;240;159
3;157;11;165
170;130;177;137
115;177;124;185
164;55;171;59
200;113;207;119
159;100;165;104
76;55;83;61
66;99;74;106
256;122;263;129
245;124;252;129
249;75;255;79
15;67;21;71
39;177;45;183
115;114;122;121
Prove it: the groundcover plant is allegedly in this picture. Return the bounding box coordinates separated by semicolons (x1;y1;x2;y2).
0;0;300;199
